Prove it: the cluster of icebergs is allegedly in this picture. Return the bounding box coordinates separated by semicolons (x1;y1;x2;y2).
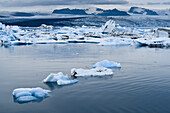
13;60;121;104
0;20;169;48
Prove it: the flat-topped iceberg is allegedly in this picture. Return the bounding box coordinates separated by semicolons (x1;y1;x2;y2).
99;37;133;46
12;87;50;103
43;72;78;86
136;38;170;47
71;67;113;77
93;60;121;68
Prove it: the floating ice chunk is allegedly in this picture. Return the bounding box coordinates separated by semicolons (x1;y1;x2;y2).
101;20;115;33
13;87;50;103
99;37;132;46
15;91;32;98
93;60;121;68
43;72;68;82
43;72;78;86
13;88;31;96
57;79;78;86
16;96;38;103
0;31;7;35
158;31;169;38
11;26;20;33
135;38;169;47
163;39;170;47
40;24;53;29
30;88;49;98
71;67;113;77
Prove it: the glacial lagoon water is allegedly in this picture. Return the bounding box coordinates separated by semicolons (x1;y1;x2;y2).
0;44;170;113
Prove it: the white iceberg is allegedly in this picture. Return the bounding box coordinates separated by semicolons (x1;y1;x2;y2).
93;60;121;68
40;24;53;29
99;37;132;46
135;38;170;47
13;87;50;103
101;20;115;33
71;67;113;77
43;72;78;86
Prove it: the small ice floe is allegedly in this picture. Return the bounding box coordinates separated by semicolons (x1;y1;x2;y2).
40;24;53;30
71;67;113;77
135;38;170;48
99;37;132;46
84;39;100;44
43;72;78;86
12;87;50;104
163;39;170;47
93;60;121;68
10;40;33;45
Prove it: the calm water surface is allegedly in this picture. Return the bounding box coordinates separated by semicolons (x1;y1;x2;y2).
0;44;170;113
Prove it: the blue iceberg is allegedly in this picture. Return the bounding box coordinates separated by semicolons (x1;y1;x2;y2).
93;60;121;68
43;72;78;86
13;87;50;104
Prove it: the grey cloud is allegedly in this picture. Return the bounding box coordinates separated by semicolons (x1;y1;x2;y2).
162;2;170;5
0;0;129;7
147;2;161;5
147;2;170;5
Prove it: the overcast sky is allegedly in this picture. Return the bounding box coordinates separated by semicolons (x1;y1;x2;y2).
0;0;169;12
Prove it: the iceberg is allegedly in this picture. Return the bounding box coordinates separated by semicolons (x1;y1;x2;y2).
40;24;53;30
12;87;50;103
135;38;170;47
99;37;133;46
43;72;78;86
93;60;121;68
101;20;115;33
71;67;113;77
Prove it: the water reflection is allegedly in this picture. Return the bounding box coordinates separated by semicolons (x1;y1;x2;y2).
77;74;114;79
1;43;170;112
44;74;114;91
44;83;64;90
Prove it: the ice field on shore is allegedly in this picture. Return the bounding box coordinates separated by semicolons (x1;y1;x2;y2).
0;19;169;48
